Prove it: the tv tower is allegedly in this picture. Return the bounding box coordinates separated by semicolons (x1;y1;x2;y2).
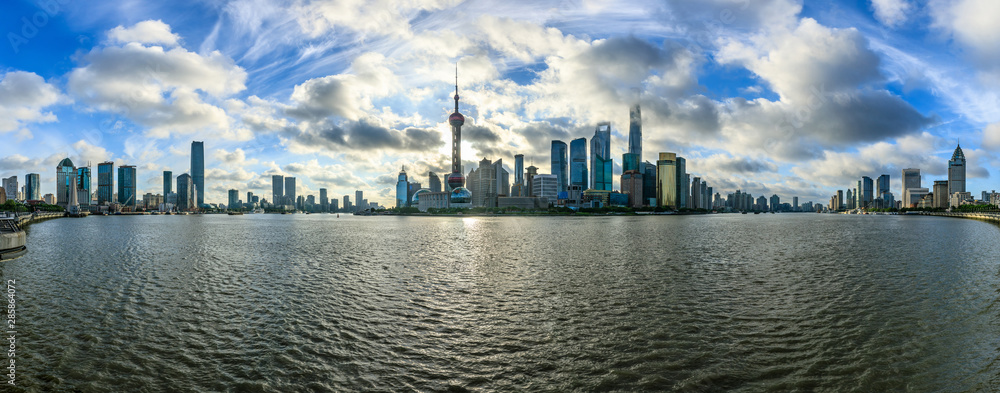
446;64;471;205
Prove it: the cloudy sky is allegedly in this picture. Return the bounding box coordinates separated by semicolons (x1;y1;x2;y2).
1;0;998;206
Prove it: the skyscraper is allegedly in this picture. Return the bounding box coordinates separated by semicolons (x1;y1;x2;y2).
551;140;568;194
191;141;205;207
98;161;113;205
177;173;194;211
628;103;641;161
526;165;538;197
228;189;239;210
396;166;408;208
163;171;173;196
858;176;873;209
948;144;966;195
675;157;687;209
272;175;284;206
429;172;442;193
902;168;921;208
56;158;76;209
2;177;17;201
320;188;329;212
876;174;890;197
25;173;40;201
77;166;91;207
569;138;588;191
446;65;471;206
590;122;612;191
656;153;677;208
118;165;137;209
285;177;296;209
514;154;524;186
356;190;364;210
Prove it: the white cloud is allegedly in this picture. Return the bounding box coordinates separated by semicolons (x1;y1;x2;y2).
871;0;911;27
0;71;63;133
981;123;1000;149
930;0;1000;83
293;0;461;39
108;20;181;46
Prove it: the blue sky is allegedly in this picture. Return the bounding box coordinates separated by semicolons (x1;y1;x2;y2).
1;0;999;206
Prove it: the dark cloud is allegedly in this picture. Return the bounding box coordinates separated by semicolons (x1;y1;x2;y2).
807;91;935;144
295;120;443;152
712;157;778;173
464;124;501;143
285;77;355;120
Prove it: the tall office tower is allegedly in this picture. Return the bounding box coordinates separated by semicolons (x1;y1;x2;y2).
330;198;339;211
621;170;643;208
118;165;137;209
163;171;173;196
343;195;351;211
642;162;656;205
468;158;494;207
622;153;640;172
628;103;641;161
494;159;509;197
191;141;205;207
285;177;296;208
356;190;365;210
859;176;873;209
570;138;588;190
876;174;890;197
656;153;678;208
526;166;538;197
228;189;239;210
837;190;844;210
429;172;442;193
272;175;284;206
446;66;472;206
591;122;612;191
793;196;799;211
933;180;949;209
675;157;687;209
700;180;708;209
177;174;194;210
25;173;40;201
56;158;76;209
901;168;920;206
396;166;408;208
97;162;113;205
770;195;780;212
1;176;16;201
846;189;854;209
247;192;254;207
690;176;702;209
76;166;91;207
551;140;568;194
948;144;966;195
514;154;525;186
320;188;329;212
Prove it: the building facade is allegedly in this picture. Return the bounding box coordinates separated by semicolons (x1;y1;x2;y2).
948;144;966;196
118;165;137;209
56;158;76;209
25;173;40;201
551;140;568;194
590;123;612;191
191;141;205;207
656;153;677;208
570;138;587;191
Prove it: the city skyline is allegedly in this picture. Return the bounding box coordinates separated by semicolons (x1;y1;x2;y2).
2;1;1000;207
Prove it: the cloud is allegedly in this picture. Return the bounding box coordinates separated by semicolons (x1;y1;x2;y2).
930;0;1000;84
293;0;461;39
286;53;397;121
981;123;1000;149
871;0;911;27
108;20;180;46
0;71;63;133
288;119;443;153
68;24;247;138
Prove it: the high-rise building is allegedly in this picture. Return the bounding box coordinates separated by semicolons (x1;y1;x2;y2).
526;166;538;197
98;162;114;205
163;171;173;196
118;165;137;209
628;103;641;162
690;176;702;209
356;190;365;210
551;140;568;194
948;144;966;195
56;158;76;209
770;195;780;212
343;195;351;211
656;153;678;208
531;174;558;201
590;122;612;191
642;162;656;205
284;177;296;209
933;180;949;209
191;141;205;208
514;154;525;187
330;198;339;212
429;172;442;193
876;174;890;197
77;166;91;207
228;189;240;210
570;138;588;190
621;170;643;208
446;65;472;206
272;175;284;206
792;196;799;211
675;157;687;209
177;173;193;210
1;176;16;201
25;173;40;201
396;166;408;208
319;188;329;212
902;168;920;207
859;176;873;209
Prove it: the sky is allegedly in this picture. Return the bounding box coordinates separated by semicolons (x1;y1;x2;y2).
1;0;999;207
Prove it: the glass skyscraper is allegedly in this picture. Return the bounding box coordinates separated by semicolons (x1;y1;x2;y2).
285;177;296;208
163;171;173;196
272;175;284;206
177;173;194;211
675;156;687;209
656;153;677;208
118;165;137;209
25;173;40;201
514;154;524;186
570;138;587;190
948;144;966;195
98;161;114;205
628;104;641;161
191;141;205;208
590;123;612;191
551;140;568;194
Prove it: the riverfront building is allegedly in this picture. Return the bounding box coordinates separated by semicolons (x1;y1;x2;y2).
551;141;568;194
590;123;612;191
177;174;195;211
191;141;205;208
25;173;40;201
396;167;408;208
948;144;966;196
570;138;587;191
56;158;76;209
2;177;16;201
118;165;137;210
98;162;114;206
656;153;678;208
163;171;173;196
77;166;92;208
285;177;296;209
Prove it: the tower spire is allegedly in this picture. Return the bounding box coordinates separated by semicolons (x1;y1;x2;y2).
454;63;459;112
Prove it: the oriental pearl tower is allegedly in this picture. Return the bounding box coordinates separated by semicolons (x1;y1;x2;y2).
447;65;472;206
